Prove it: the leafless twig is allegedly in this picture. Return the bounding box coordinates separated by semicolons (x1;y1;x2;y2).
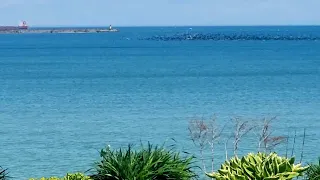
285;130;289;158
233;117;255;156
188;119;208;172
258;117;273;151
257;117;286;153
300;128;306;163
188;116;225;173
224;136;232;161
207;117;225;172
291;130;297;157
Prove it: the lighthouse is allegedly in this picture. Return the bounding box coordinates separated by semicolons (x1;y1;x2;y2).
18;21;28;29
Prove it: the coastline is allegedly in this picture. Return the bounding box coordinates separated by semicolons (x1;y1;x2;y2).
0;28;119;34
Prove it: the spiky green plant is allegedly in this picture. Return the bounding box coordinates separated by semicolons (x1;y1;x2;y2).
305;158;320;180
0;167;8;180
206;152;308;180
91;143;196;180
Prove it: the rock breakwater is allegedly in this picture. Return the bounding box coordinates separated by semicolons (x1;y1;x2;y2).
140;33;320;41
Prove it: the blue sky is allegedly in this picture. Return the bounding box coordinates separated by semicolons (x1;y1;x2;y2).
0;0;320;27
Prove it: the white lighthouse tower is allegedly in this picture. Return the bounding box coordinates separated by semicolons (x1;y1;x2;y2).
18;20;28;29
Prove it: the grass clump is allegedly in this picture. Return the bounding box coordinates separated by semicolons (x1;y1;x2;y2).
305;158;320;180
91;143;196;180
0;167;8;180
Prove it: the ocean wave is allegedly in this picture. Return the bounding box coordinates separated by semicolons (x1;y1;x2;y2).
1;70;317;80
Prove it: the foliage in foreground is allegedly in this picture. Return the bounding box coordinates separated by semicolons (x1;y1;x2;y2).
29;172;92;180
0;167;8;180
91;143;196;180
305;158;320;180
206;152;308;180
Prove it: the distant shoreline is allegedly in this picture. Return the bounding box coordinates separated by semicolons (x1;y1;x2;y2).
25;24;320;27
0;28;119;34
6;25;320;30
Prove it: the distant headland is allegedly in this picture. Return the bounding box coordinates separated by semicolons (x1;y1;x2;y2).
0;22;119;34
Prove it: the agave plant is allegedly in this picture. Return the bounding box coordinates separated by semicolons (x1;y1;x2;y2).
0;167;8;180
206;152;308;180
92;143;196;180
305;158;320;180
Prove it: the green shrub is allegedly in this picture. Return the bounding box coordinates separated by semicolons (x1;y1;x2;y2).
206;152;308;180
64;173;92;180
305;158;320;180
29;177;60;180
91;143;196;180
0;167;8;180
29;172;91;180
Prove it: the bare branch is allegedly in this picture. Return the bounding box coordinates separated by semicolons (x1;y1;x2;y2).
224;136;232;161
265;136;286;152
285;130;290;158
207;117;225;172
300;128;306;163
188;115;225;173
188;119;209;172
233;117;256;156
256;116;286;153
291;130;297;157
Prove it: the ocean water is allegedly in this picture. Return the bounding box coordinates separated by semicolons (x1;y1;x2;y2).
0;26;320;179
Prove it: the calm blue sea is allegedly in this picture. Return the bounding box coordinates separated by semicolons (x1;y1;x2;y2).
0;26;319;179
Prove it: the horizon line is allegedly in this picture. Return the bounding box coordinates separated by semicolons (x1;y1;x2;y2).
28;24;320;28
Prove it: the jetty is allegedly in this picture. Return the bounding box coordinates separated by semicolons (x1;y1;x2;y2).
0;22;119;34
0;28;119;34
